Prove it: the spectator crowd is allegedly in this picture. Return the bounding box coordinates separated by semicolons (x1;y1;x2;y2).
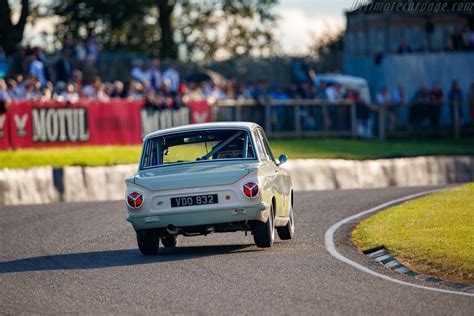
1;36;474;133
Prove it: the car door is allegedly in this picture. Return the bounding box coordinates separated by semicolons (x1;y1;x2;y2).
256;128;287;218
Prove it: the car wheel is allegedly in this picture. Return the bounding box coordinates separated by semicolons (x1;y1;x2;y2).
253;204;275;248
277;207;295;240
161;234;178;248
136;230;159;255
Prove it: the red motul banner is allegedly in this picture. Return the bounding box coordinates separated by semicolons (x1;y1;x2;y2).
187;100;211;124
0;110;10;150
3;100;193;149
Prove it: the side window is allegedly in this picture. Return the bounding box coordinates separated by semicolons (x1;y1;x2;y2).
258;129;275;162
253;131;268;161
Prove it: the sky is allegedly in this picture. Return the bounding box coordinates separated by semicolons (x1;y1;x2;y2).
276;0;353;55
19;0;355;56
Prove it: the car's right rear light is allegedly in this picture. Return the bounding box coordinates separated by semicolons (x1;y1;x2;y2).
243;182;259;198
127;192;143;209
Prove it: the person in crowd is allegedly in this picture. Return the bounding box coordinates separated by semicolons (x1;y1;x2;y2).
469;83;474;122
41;81;54;101
28;49;48;87
0;79;11;102
86;35;100;65
391;85;407;128
448;80;463;126
316;81;328;100
111;80;126;98
287;82;302;99
55;49;73;83
82;75;109;100
163;63;180;94
326;82;343;101
59;82;80;103
429;82;444;128
451;26;465;51
62;38;75;57
74;39;88;65
376;86;391;106
131;59;147;83
397;38;412;54
145;58;162;92
410;84;430;128
376;86;397;132
421;39;432;54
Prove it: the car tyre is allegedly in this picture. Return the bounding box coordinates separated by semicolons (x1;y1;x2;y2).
161;234;178;248
277;207;295;240
136;230;159;255
253;204;275;248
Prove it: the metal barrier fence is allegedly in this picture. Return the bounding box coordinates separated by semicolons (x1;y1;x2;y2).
211;99;470;140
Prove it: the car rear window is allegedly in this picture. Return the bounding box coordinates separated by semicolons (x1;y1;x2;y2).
141;129;257;168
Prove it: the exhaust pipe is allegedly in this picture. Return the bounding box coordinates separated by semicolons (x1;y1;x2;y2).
166;224;179;235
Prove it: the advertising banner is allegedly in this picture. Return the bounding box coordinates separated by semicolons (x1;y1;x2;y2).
0;110;10;149
3;100;193;149
186;100;211;124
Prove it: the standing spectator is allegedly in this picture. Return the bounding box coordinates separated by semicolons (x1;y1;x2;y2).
86;35;100;65
62;38;75;57
429;83;444;128
326;83;343;101
0;79;11;102
131;59;147;83
55;50;73;83
316;81;328;100
376;86;391;105
376;86;397;131
163;63;180;94
397;38;412;54
451;27;465;51
410;84;430;128
391;85;407;128
467;83;474;122
74;40;87;65
145;58;162;92
28;51;47;87
448;80;463;125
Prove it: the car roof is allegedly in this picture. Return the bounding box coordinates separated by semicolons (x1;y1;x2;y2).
143;122;262;140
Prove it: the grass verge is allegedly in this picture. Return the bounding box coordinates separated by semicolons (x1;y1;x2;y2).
1;138;474;169
352;183;474;283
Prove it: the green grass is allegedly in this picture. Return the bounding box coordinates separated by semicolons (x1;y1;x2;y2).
352;183;474;283
1;138;474;169
0;146;142;169
270;138;474;160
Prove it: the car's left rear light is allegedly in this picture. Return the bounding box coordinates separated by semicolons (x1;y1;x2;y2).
127;192;143;209
243;182;259;198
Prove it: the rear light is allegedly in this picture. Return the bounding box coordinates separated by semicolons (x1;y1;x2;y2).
127;192;144;209
243;182;259;198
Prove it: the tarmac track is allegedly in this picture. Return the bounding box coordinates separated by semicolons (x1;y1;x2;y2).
1;186;472;314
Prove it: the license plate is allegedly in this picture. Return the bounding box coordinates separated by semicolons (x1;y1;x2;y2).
171;194;218;208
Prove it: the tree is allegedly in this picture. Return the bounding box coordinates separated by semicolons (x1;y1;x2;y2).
0;0;30;55
52;0;161;54
309;30;344;73
175;0;278;62
50;0;279;61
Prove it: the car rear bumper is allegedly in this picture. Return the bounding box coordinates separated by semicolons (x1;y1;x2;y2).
126;202;269;231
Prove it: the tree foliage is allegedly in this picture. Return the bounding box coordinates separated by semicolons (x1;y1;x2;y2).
50;0;278;62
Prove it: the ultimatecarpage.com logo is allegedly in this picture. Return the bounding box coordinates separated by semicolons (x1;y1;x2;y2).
351;0;474;14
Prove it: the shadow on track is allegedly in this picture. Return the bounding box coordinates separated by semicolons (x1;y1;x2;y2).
0;244;257;273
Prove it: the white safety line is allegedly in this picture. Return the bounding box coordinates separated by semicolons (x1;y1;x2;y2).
324;189;474;297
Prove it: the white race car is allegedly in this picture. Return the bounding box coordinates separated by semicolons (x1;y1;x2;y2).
125;122;294;255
